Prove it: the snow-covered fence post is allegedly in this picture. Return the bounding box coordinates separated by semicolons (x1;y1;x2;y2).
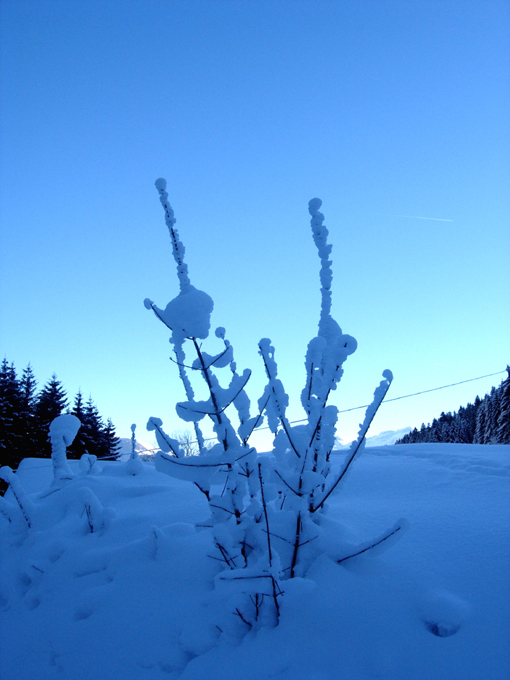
123;423;144;475
49;414;81;481
144;180;404;635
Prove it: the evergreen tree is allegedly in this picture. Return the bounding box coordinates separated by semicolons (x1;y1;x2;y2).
82;396;104;457
0;360;21;467
496;366;510;444
428;418;440;442
102;418;121;460
463;397;481;442
0;359;122;492
34;375;68;457
67;392;121;460
398;371;507;446
474;397;488;444
67;390;88;459
484;387;501;444
16;364;39;460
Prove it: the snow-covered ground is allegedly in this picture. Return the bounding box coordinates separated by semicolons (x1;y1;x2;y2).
1;443;509;680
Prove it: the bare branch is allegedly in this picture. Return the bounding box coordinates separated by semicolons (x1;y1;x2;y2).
258;463;273;566
337;523;404;563
312;376;392;513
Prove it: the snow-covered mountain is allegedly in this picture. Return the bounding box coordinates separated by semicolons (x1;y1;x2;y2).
117;437;159;461
336;426;412;449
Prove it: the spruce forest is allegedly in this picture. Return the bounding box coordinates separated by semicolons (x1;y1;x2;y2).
0;358;120;485
396;367;510;445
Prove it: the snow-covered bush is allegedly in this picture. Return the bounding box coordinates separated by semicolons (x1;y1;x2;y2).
0;413;117;540
145;179;405;634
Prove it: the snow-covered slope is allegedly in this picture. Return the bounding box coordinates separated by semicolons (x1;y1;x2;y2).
1;443;509;680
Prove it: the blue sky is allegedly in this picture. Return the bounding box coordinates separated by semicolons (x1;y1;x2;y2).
1;0;509;448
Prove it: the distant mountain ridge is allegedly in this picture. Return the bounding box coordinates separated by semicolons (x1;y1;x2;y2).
336;427;412;449
117;438;158;460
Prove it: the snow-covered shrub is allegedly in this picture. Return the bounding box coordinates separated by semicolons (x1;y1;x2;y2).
0;465;35;529
0;413;116;541
49;413;81;481
145;179;405;634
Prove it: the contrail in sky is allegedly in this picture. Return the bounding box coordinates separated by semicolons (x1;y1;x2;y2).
391;214;453;222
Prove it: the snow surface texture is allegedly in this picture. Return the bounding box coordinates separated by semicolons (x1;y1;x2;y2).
0;444;508;680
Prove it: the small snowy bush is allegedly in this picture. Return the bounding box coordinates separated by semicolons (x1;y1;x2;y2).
145;179;406;635
0;413;118;539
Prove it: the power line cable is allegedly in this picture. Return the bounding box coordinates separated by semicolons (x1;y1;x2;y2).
338;370;506;413
240;370;507;432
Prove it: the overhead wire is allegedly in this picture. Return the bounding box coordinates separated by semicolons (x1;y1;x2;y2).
251;370;507;431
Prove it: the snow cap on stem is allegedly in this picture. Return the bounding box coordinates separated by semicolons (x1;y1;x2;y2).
151;179;214;341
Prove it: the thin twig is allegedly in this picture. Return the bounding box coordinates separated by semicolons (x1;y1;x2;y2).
274;469;301;497
337;524;403;563
177;370;252;418
243;394;271;444
259;346;301;458
150;421;181;458
158;452;230;468
234;447;256;463
258;463;272;566
215;542;237;568
169;346;233;372
289;512;301;578
235;608;252;628
312;378;392;513
210;503;238;517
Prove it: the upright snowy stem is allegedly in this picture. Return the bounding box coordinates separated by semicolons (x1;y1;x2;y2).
259;340;301;458
173;341;206;452
308;198;333;338
155;178;191;294
312;370;393;512
130;424;138;459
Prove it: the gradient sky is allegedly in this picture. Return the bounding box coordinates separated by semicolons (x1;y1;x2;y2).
1;0;509;450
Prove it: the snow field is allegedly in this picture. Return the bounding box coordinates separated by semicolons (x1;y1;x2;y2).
1;443;508;680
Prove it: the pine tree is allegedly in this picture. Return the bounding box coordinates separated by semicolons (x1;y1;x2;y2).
101;418;121;460
16;364;39;460
397;372;507;446
464;397;481;442
452;405;472;443
429;418;440;442
0;360;122;486
68;395;105;459
496;366;510;444
484;387;501;444
0;360;22;467
67;390;88;459
34;375;68;457
474;397;488;444
67;392;121;460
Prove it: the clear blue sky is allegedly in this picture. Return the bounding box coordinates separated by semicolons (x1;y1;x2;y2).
1;0;509;449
